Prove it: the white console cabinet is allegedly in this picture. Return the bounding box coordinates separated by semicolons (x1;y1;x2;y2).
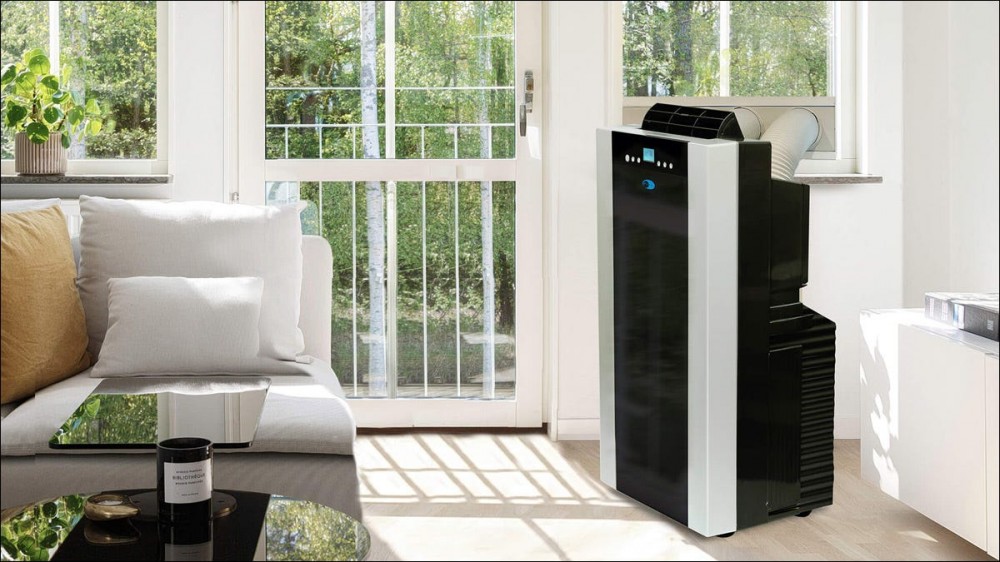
861;309;999;558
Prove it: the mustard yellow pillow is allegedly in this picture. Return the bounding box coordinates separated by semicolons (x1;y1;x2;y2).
1;205;91;404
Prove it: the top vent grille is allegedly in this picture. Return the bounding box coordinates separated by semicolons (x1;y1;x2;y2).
640;103;744;140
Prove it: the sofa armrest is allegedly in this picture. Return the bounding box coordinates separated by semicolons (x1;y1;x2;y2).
300;235;333;364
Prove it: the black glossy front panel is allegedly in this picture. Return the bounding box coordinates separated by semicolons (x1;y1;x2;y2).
611;131;689;525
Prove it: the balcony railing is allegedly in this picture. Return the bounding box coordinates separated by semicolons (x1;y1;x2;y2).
265;85;516;160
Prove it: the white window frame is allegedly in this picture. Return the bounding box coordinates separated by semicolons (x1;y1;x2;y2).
235;1;544;428
611;0;859;174
0;0;169;175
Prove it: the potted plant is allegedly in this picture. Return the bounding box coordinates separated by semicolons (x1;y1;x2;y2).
1;48;102;175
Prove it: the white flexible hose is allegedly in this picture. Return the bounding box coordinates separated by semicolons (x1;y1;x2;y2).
733;107;762;140
759;108;820;180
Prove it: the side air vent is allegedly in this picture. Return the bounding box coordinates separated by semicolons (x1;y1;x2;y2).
640;103;745;140
767;307;836;515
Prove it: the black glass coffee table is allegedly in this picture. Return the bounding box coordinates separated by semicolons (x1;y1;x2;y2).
0;489;369;561
48;377;270;449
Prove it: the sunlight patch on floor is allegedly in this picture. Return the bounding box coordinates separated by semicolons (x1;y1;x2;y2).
358;437;996;561
364;515;716;561
899;529;939;543
359;434;631;506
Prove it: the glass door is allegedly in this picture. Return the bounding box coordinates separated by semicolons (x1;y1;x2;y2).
237;1;542;427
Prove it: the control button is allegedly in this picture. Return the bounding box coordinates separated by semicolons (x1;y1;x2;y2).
668;163;674;170
624;155;630;162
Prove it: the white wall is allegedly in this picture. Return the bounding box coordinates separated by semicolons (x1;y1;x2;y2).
544;2;906;439
168;2;227;202
901;2;952;305
542;1;615;440
902;1;1000;304
800;1;905;439
946;2;1000;294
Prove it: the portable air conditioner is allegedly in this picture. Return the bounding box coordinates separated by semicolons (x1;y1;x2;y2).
597;104;836;537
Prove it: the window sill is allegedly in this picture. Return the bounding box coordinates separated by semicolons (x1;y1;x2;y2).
1;175;172;200
1;174;171;185
793;174;883;185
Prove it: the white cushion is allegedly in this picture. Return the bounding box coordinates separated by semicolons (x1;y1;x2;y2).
91;277;265;377
0;199;60;213
78;196;304;361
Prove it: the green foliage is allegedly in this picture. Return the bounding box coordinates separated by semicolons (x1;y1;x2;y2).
1;50;103;146
0;494;87;561
264;1;515;160
265;2;518;394
265;497;369;561
729;1;830;96
0;1;157;159
50;394;158;446
623;0;829;97
272;178;516;392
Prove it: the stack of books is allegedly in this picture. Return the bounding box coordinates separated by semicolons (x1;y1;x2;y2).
924;292;999;342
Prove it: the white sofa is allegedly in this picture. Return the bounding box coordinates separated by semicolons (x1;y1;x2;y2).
0;233;360;519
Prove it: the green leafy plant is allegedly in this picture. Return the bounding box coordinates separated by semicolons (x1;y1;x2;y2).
0;494;86;561
1;48;102;148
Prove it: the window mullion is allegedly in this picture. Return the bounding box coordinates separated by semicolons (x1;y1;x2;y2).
48;1;59;73
385;1;396;159
719;0;730;97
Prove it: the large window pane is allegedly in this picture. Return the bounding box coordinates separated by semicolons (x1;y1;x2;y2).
394;1;515;160
623;1;720;96
1;0;157;159
60;1;158;159
0;1;48;159
264;1;515;160
265;1;385;160
268;179;515;400
623;1;831;98
729;1;830;96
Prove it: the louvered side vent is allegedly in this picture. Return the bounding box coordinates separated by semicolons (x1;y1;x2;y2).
640;103;745;140
779;308;836;512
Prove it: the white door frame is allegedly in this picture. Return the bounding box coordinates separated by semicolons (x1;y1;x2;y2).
235;1;543;427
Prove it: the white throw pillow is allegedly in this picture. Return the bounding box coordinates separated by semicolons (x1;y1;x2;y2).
78;196;304;361
91;277;264;377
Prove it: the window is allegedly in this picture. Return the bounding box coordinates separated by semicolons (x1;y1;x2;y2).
1;1;164;170
620;1;856;171
260;0;519;399
264;0;515;160
239;0;543;425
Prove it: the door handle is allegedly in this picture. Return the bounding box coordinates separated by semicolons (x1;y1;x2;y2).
520;70;534;137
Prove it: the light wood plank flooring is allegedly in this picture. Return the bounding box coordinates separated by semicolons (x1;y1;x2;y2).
357;435;993;561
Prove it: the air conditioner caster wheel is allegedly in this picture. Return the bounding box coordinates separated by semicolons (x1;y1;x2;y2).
795;510;812;518
716;532;735;538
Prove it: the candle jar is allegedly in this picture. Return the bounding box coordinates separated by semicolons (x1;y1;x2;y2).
157;437;213;523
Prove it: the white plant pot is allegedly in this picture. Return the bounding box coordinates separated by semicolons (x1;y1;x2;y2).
15;131;68;175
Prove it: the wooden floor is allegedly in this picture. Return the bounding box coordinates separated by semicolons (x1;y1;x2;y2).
357;435;993;561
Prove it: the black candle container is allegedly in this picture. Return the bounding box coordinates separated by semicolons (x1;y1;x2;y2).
157;437;213;523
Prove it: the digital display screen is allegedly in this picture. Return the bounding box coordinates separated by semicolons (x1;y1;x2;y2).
642;147;655;162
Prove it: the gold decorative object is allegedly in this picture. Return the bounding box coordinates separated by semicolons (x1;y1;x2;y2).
84;493;140;521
